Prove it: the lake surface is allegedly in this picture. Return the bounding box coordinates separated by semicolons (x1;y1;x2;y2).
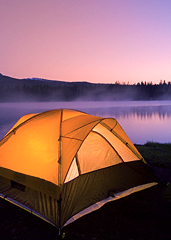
0;100;171;144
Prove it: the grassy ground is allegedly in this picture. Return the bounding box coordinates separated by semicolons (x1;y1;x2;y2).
136;142;171;185
0;143;171;240
136;142;171;169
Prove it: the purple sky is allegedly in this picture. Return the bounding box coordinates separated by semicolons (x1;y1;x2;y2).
1;0;171;84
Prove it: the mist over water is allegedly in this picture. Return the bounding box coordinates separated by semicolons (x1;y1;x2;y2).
0;100;171;144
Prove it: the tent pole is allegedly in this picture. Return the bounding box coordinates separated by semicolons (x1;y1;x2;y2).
58;229;66;239
58;109;63;237
57;194;62;234
58;227;61;237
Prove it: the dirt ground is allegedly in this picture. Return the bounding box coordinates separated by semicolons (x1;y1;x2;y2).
0;145;171;240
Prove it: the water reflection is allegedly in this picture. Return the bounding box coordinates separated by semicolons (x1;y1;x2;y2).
83;105;171;120
0;101;171;144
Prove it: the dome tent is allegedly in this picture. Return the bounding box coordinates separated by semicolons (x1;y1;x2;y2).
0;109;157;233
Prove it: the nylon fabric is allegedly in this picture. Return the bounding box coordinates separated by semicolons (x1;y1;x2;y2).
93;124;140;162
101;119;141;157
62;115;101;137
0;176;59;227
0;109;158;230
0;167;60;198
0;111;61;185
64;182;157;227
61;160;157;227
77;131;122;174
64;158;79;183
62;109;86;121
61;121;102;183
5;113;37;136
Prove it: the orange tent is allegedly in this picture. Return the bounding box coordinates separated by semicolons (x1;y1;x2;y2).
0;109;157;233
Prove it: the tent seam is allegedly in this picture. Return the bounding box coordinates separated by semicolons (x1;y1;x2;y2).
100;121;143;160
63;119;106;183
0;109;60;146
92;130;124;163
63;118;103;136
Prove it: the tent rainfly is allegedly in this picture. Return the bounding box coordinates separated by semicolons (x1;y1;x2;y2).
0;109;157;233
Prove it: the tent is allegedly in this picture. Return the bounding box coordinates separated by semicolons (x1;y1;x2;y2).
0;109;157;233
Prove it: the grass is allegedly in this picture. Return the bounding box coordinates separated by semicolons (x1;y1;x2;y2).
136;142;171;204
135;142;171;167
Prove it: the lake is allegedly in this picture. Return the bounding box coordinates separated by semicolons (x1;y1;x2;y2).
0;100;171;144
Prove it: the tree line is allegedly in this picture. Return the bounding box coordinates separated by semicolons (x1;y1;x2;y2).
0;73;171;102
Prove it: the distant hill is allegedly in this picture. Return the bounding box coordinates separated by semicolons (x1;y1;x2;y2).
0;73;171;102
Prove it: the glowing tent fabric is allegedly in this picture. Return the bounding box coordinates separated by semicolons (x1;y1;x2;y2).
0;109;157;230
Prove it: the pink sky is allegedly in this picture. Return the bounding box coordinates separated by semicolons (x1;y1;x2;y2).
1;0;171;84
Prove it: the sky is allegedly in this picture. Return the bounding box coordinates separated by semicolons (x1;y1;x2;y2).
1;0;171;84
